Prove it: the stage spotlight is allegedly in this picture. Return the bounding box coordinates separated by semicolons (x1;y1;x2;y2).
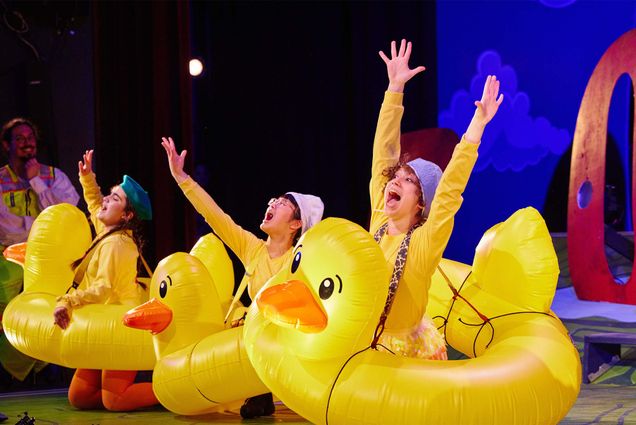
189;59;204;77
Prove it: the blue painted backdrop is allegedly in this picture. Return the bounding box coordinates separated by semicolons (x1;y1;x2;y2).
437;0;636;263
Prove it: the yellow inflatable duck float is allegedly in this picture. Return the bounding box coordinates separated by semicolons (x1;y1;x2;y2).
1;204;156;369
244;208;581;425
123;251;269;415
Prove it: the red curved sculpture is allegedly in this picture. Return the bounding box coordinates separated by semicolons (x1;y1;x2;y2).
568;29;636;303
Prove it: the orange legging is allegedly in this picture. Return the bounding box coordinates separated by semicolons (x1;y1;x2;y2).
68;368;158;411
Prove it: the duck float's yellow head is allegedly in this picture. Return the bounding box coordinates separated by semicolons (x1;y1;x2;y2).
125;246;269;416
246;217;390;361
24;204;91;293
124;252;225;358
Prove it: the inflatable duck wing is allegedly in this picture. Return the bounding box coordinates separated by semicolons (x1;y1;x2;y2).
124;251;269;415
244;209;581;425
2;204;156;370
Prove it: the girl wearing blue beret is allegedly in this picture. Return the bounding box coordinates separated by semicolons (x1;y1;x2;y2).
53;150;158;411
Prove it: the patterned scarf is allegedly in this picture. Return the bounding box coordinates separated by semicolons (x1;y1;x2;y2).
371;221;421;347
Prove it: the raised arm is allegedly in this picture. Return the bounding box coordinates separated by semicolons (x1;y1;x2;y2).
77;150;105;232
464;75;504;144
370;40;426;227
413;75;504;274
161;137;261;263
161;137;189;184
379;39;426;94
78;149;93;177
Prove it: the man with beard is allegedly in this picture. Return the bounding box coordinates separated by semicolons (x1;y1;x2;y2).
0;118;79;246
0;117;79;384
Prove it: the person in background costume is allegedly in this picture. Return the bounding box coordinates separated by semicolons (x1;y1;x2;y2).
0;117;79;247
0;117;79;383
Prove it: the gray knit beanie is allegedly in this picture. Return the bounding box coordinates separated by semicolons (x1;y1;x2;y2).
406;158;442;218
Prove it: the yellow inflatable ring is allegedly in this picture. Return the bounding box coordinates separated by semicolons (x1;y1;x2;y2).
123;251;268;415
1;204;156;369
244;208;581;425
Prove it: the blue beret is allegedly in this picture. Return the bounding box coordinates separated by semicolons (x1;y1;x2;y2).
120;175;152;220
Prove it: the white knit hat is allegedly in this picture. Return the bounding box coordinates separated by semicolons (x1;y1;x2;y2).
406;158;442;218
286;192;324;234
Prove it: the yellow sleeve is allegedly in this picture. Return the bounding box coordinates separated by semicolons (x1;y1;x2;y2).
178;177;262;264
79;172;105;234
369;91;404;234
409;138;479;275
56;235;138;309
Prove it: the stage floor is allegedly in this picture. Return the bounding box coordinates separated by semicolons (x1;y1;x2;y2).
2;233;636;424
2;384;636;424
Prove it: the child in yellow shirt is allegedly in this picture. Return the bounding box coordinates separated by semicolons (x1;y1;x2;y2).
53;150;157;411
370;40;503;359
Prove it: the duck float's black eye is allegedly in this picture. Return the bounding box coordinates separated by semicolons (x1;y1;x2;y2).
291;251;302;273
159;275;172;298
319;277;335;300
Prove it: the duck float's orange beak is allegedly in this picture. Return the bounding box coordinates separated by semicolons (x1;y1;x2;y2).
3;242;27;267
256;280;327;333
123;298;173;335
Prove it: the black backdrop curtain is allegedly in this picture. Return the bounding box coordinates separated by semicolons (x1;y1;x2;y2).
92;1;195;266
90;0;437;277
190;2;438;241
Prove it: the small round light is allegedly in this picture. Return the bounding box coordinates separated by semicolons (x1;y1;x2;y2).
189;58;204;77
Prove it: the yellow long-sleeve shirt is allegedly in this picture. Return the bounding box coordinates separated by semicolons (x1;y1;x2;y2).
178;177;291;301
370;91;479;333
56;173;144;310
